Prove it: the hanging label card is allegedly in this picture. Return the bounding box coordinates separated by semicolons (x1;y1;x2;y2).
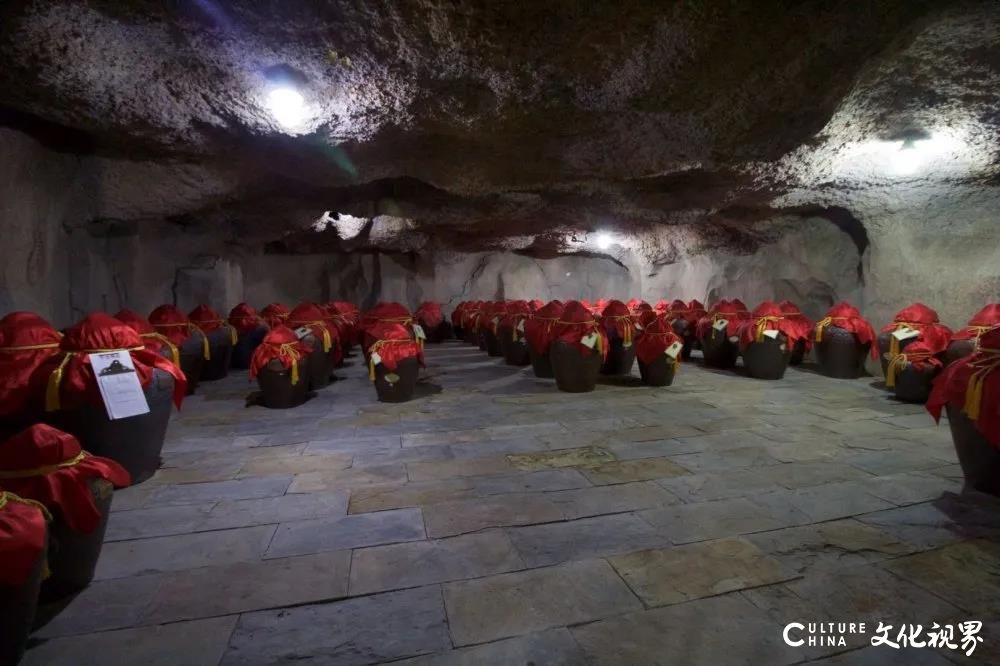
892;327;920;341
634;323;644;331
370;351;382;366
713;319;728;331
729;336;739;343
581;332;599;349
516;319;526;332
294;326;312;340
762;329;779;339
90;351;150;420
492;316;500;327
665;340;683;359
412;324;426;340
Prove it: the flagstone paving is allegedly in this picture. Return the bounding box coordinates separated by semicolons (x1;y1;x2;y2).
22;340;1000;665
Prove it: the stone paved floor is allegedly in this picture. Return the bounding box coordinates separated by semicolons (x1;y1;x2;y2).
23;341;1000;665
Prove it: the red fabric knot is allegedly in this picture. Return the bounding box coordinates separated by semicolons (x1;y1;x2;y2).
0;491;49;586
228;303;263;334
635;317;683;365
260;303;291;329
524;301;565;355
249;326;313;382
415;302;444;329
0;311;63;418
149;304;198;346
952;303;1000;342
0;424;130;535
36;312;187;411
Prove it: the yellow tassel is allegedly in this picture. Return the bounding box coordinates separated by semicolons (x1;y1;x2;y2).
45;353;74;412
965;374;985;421
290;359;299;386
623;321;632;346
190;324;211;360
814;317;832;342
368;355;377;382
322;327;332;353
229;325;238;345
889;334;900;359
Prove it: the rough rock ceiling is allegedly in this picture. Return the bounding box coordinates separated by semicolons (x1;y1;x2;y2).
1;0;998;255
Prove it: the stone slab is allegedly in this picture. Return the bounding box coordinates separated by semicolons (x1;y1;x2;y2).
579;456;689;485
349;529;524;595
423;494;564;538
639;496;812;544
444;559;642;646
221;586;451;665
507;446;616;470
508;513;670;567
265;507;425;558
392;628;587;665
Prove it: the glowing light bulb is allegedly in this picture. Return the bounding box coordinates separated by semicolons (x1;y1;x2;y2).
267;87;306;130
595;233;613;250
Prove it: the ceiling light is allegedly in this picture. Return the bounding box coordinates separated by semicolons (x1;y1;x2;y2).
595;233;613;250
267;87;306;130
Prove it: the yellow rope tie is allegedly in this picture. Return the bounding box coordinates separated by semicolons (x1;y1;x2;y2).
607;316;634;346
368;339;415;381
964;348;1000;421
140;332;180;366
0;491;53;521
754;316;785;343
0;343;60;352
815;316;855;342
45;346;145;412
885;351;935;389
276;343;302;386
0;451;88;479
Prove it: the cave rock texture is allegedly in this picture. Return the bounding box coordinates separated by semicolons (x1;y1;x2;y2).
1;0;998;325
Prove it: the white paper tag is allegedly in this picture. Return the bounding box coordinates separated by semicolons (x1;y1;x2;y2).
634;323;644;331
370;351;382;366
623;342;633;349
713;319;728;331
762;329;779;339
492;316;500;327
728;336;739;343
892;327;919;341
665;341;683;359
412;324;426;340
294;326;312;340
516;319;525;332
91;351;150;420
581;332;598;349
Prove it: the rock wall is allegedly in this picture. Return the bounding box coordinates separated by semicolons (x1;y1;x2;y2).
2;126;996;333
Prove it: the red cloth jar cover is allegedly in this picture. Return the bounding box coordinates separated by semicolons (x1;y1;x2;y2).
35;312;187;412
149;304;209;362
451;302;467;326
228;303;263;335
361;302;413;333
415;302;444;329
551;300;609;360
249;326;313;386
665;299;688;322
880;303;953;357
928;324;1000;446
323;303;356;346
635;316;683;366
115;308;180;366
625;299;646;313
462;301;485;332
0;490;49;586
367;322;425;380
736;301;810;350
777;300;814;349
484;301;508;335
0;424;130;534
885;339;945;389
501;301;532;337
525;301;565;356
529;299;545;312
654;300;671;314
0;312;63;418
685;299;707;324
814;302;879;359
189;305;238;345
695;299;750;339
260;303;291;329
635;309;660;330
600;300;638;346
951;303;1000;342
288;303;338;353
